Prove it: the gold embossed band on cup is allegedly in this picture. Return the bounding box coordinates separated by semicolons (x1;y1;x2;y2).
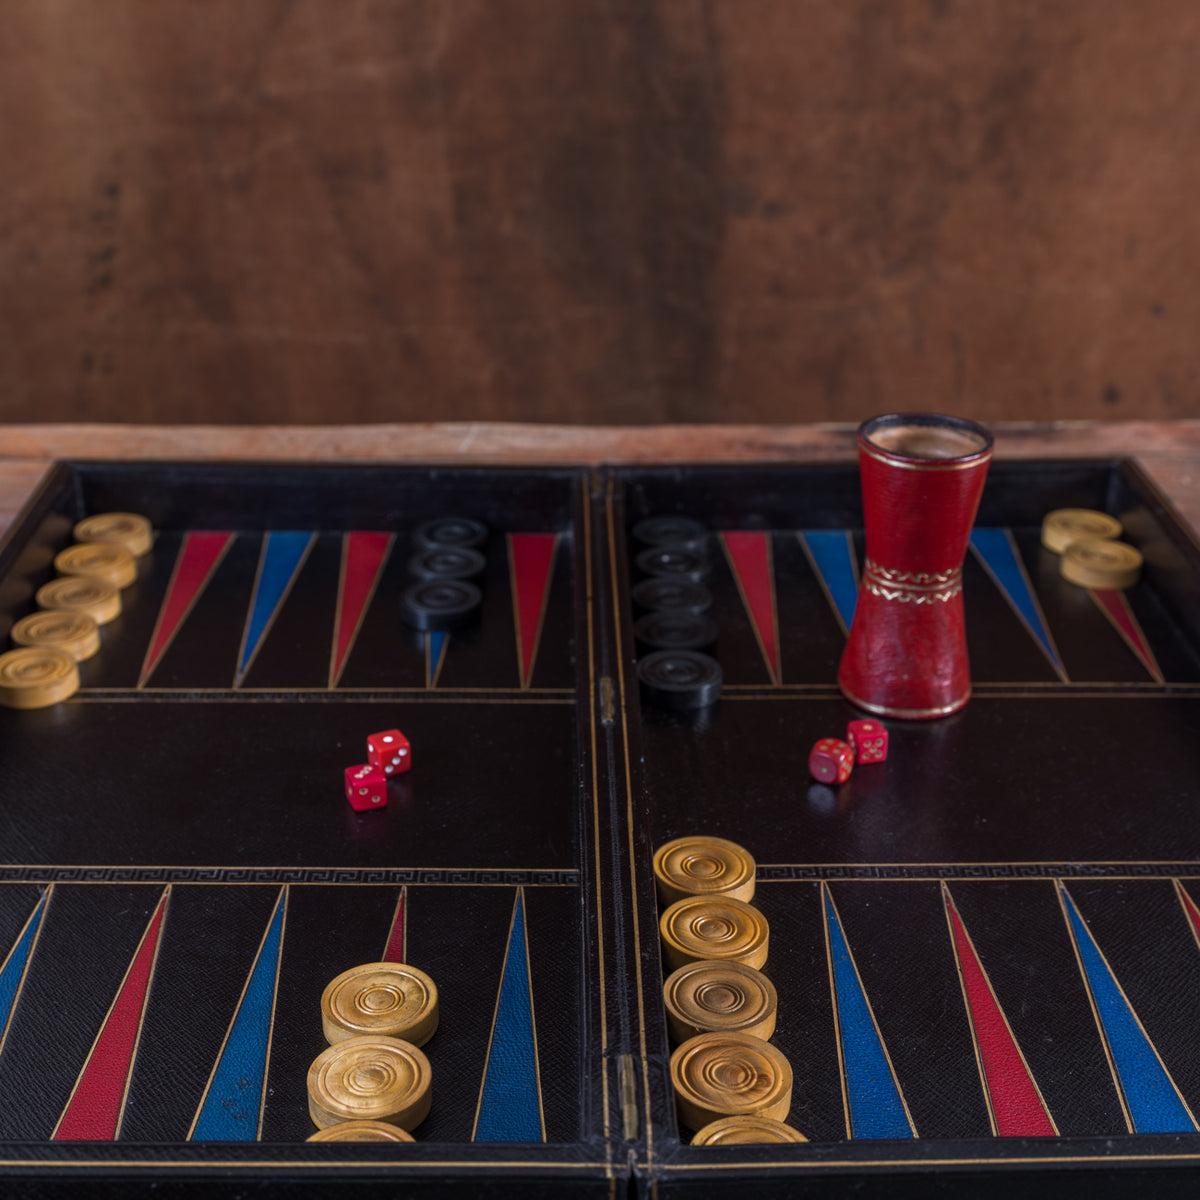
861;559;961;605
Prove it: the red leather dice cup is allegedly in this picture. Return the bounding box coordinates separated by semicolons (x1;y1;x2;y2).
838;413;993;719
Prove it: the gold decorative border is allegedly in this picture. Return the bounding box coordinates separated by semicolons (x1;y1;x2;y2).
862;560;961;603
838;679;970;719
864;560;959;586
859;441;993;473
862;580;962;604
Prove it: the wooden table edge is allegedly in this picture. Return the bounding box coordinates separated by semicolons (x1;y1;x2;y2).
2;420;1198;535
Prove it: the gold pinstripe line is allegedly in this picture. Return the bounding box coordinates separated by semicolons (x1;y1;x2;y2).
606;478;654;1161
581;480;613;1166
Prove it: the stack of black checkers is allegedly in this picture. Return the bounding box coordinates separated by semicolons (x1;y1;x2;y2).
401;518;487;631
631;517;721;711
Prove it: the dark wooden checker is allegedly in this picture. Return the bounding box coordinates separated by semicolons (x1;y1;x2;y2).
0;457;1199;1196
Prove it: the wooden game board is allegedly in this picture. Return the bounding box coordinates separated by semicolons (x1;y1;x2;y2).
0;450;1198;1197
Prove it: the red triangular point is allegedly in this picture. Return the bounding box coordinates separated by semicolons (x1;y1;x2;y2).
382;888;407;963
53;888;170;1141
944;887;1056;1136
329;532;393;686
1176;882;1200;942
139;533;234;686
720;531;781;683
1089;588;1164;683
509;534;558;688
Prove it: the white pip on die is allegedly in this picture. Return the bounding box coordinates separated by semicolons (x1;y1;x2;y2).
846;718;888;764
368;728;411;776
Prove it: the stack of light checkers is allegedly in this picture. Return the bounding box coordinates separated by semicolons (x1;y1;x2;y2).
654;835;807;1146
807;718;888;786
0;511;151;710
400;517;488;632
1041;508;1143;590
631;517;722;711
307;960;439;1141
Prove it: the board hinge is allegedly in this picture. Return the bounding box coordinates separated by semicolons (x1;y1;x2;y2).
599;675;615;725
617;1053;639;1141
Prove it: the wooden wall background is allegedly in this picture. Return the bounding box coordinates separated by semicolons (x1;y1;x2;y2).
1;1;1197;425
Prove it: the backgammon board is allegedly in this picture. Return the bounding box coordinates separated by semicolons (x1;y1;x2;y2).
0;456;1198;1197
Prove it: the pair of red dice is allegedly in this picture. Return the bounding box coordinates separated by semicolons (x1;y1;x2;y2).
344;729;412;811
808;719;888;786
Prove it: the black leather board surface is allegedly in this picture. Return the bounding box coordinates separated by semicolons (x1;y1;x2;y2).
0;463;613;1198
611;459;1200;1197
0;458;1198;1197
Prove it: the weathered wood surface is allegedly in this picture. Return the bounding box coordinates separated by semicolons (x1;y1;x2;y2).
1;3;1198;425
2;422;1198;536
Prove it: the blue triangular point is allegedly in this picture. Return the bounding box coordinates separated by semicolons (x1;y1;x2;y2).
0;891;49;1057
237;533;314;682
824;888;914;1138
190;889;287;1141
1060;886;1195;1133
800;531;859;635
473;890;543;1141
970;529;1066;678
427;632;448;687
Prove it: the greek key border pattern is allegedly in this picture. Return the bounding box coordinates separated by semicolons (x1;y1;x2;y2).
0;866;580;886
759;863;1200;881
8;864;1192;884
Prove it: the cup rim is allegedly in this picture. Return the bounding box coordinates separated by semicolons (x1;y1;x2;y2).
858;413;994;468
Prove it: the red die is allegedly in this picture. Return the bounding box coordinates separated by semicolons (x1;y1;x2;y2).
809;738;854;785
847;719;888;764
367;729;411;776
345;764;387;811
